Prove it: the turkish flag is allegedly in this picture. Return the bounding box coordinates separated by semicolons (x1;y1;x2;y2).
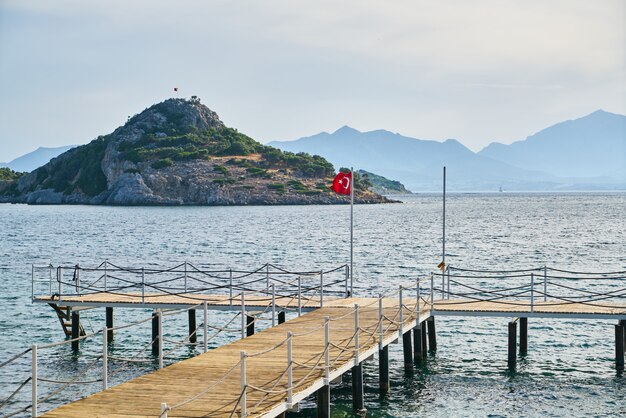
330;172;352;195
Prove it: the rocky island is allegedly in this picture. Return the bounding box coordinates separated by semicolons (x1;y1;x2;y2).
0;99;391;205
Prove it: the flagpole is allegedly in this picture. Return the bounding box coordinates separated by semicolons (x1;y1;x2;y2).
442;166;446;268
350;167;354;296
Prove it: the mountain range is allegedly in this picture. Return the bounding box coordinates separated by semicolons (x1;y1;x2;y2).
268;110;626;191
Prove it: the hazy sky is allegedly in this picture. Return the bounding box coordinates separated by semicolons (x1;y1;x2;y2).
1;0;624;161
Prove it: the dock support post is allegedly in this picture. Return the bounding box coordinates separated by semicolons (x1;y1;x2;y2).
316;384;330;418
351;362;365;413
421;323;428;358
278;311;286;324
427;317;437;352
71;310;80;351
246;315;255;337
414;323;424;361
616;322;625;372
102;326;108;390
152;310;159;356
508;320;517;370
520;317;528;355
402;330;413;370
379;345;389;392
31;344;37;418
188;309;197;343
106;307;113;342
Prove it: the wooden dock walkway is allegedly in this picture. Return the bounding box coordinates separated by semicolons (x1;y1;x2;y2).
41;297;427;418
37;294;626;418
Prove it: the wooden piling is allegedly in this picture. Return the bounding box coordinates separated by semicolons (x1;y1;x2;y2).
414;324;424;361
246;315;255;337
71;311;80;351
427;317;437;352
316;384;330;418
421;323;428;358
105;307;113;342
508;320;517;370
379;346;389;392
278;311;286;324
402;330;413;370
152;310;159;356
519;317;528;355
188;309;197;343
351;363;365;412
616;323;625;372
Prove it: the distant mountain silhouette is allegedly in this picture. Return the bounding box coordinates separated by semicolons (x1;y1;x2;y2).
479;110;626;182
0;145;76;172
268;110;626;191
268;128;559;191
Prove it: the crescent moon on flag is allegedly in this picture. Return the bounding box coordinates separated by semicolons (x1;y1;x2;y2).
340;177;350;190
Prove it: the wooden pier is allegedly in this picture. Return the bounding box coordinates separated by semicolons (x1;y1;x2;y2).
6;263;622;418
34;294;626;418
40;297;429;418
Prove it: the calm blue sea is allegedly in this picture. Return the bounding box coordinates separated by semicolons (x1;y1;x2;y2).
1;193;625;417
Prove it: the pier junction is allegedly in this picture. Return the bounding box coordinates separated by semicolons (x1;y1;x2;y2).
1;262;625;417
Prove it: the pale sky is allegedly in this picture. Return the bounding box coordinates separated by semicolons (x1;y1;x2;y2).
1;0;625;162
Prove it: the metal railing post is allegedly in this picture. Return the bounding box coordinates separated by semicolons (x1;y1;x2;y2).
102;326;108;390
441;270;445;300
76;264;80;295
430;273;434;314
203;301;208;353
31;344;37;418
417;277;421;323
354;304;360;366
58;267;63;302
447;266;451;299
271;283;276;327
158;310;163;369
266;264;270;294
320;270;324;308
543;266;547;302
161;403;168;418
141;267;145;304
530;273;535;314
229;269;233;307
104;260;108;292
345;265;349;297
241;292;246;339
297;276;302;317
287;332;293;407
240;351;247;417
378;294;383;350
350;265;354;297
324;316;330;384
49;264;53;296
184;261;188;293
398;286;404;339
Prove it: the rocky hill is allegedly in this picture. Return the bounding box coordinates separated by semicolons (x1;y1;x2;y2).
0;99;390;205
358;170;411;195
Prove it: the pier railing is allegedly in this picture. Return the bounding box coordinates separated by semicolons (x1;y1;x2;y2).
31;262;352;308
433;265;626;311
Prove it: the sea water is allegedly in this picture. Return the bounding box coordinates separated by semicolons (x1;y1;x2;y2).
0;193;624;417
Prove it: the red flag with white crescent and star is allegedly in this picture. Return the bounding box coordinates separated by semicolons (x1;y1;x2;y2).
330;171;352;195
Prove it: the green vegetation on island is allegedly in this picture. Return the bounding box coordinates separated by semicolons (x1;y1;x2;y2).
0;167;25;181
358;170;412;195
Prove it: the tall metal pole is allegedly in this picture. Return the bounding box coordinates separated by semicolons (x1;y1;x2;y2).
350;167;354;296
443;166;446;269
